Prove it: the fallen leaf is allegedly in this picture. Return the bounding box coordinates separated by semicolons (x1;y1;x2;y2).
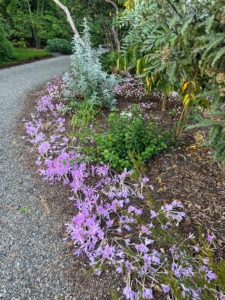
40;196;50;215
157;176;162;184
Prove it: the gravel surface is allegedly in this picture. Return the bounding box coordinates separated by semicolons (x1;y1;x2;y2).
0;56;89;300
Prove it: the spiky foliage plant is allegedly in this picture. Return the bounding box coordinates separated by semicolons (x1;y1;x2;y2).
63;19;119;108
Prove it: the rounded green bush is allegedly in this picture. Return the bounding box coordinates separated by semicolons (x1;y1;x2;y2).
45;38;72;55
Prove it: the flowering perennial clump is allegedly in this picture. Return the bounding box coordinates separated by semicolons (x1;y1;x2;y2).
24;77;225;300
113;77;146;101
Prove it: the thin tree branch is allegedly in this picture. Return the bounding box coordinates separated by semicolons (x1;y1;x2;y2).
104;0;120;51
52;0;84;47
164;0;182;18
104;0;118;14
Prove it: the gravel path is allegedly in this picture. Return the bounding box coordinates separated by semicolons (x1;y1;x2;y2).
0;56;88;300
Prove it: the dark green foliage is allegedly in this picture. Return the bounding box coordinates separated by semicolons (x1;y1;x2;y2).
99;51;117;73
0;19;16;63
0;0;72;48
45;38;72;54
95;105;173;170
0;36;16;63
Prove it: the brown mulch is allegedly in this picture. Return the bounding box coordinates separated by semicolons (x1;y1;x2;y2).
15;82;225;299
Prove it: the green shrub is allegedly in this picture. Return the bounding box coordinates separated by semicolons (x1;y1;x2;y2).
45;38;72;54
94;105;173;170
0;22;17;63
99;51;117;73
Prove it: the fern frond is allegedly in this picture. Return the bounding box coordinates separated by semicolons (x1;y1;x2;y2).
181;16;193;36
211;46;225;67
199;36;224;67
205;15;215;34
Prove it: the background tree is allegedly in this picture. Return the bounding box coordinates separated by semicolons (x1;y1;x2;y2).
0;0;72;47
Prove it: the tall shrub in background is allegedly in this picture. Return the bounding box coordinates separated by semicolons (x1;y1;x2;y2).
63;19;119;108
45;38;72;54
0;18;16;63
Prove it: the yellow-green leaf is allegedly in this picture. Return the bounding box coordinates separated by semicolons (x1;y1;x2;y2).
183;94;190;106
181;82;189;92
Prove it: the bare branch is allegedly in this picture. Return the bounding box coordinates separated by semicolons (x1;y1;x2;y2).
164;0;182;18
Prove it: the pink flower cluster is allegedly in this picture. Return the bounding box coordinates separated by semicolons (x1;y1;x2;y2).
113;78;146;101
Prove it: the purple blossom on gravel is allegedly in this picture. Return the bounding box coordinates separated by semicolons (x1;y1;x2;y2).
26;123;39;136
38;141;51;154
36;95;54;112
116;266;123;273
123;286;137;299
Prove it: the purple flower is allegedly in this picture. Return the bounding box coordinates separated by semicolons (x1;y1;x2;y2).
142;177;149;183
123;286;137;299
103;244;113;259
38;141;51;154
106;219;113;227
125;260;135;271
128;205;135;213
206;270;217;281
207;234;214;243
140;225;150;234
149;184;154;190
135;243;149;253
161;284;170;293
142;288;153;299
150;210;157;218
116;266;123;273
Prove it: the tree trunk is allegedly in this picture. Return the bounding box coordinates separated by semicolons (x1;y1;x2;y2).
52;0;84;47
27;0;40;48
110;26;120;51
104;0;121;51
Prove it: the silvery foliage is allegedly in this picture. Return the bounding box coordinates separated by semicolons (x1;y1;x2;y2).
63;19;119;108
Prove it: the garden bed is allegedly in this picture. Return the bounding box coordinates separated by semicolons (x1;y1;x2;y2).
18;77;225;299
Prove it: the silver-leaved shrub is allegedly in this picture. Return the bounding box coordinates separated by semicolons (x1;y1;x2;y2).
63;19;119;108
